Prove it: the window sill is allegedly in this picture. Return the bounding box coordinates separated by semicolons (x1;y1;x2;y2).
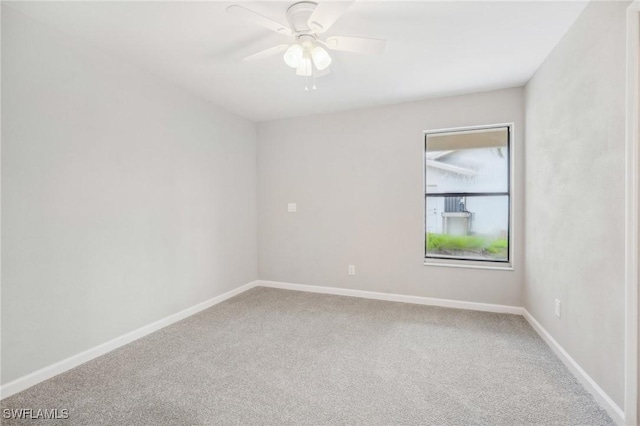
423;259;513;271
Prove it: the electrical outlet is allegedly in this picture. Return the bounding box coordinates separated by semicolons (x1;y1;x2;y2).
348;265;356;276
287;203;297;213
554;299;561;318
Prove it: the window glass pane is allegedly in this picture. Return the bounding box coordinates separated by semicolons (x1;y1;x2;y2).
426;128;508;194
426;195;509;262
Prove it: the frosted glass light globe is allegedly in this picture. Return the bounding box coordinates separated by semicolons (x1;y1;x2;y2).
284;44;304;68
296;57;313;76
311;46;332;71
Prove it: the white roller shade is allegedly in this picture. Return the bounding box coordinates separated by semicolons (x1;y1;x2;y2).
426;127;508;152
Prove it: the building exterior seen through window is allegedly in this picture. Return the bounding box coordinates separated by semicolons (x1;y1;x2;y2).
425;126;511;263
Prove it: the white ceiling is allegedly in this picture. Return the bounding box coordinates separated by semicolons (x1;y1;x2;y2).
7;1;588;122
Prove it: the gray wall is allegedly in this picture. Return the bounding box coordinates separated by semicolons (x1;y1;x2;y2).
1;6;258;384
258;87;524;306
524;1;629;408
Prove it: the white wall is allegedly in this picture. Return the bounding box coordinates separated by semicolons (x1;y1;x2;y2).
258;87;524;306
1;6;257;384
524;0;630;408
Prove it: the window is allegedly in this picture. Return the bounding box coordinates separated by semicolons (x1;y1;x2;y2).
424;125;512;266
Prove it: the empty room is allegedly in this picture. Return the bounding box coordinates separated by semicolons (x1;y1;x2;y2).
1;0;639;424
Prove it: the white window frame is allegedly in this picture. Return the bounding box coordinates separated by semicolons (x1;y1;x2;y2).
423;123;515;271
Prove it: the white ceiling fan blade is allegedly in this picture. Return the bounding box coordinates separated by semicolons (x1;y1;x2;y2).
243;44;290;62
307;1;355;34
323;36;386;55
226;5;292;36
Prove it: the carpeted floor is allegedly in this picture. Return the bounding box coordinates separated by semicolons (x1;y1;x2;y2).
1;287;613;425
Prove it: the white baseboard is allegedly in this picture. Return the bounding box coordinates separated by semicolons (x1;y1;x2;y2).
257;280;524;315
522;310;625;425
0;280;259;400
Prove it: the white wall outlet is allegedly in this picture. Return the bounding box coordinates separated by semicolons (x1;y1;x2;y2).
348;265;356;276
554;299;561;318
287;203;297;213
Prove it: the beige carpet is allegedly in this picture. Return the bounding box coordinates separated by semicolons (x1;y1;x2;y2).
1;286;613;425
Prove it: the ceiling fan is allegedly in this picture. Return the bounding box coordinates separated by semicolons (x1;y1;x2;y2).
226;1;386;90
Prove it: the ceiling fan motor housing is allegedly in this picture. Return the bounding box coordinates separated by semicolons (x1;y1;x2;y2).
286;1;318;34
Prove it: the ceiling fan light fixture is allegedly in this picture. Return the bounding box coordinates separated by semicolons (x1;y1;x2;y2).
284;43;304;68
296;57;313;76
311;46;332;71
228;1;387;89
